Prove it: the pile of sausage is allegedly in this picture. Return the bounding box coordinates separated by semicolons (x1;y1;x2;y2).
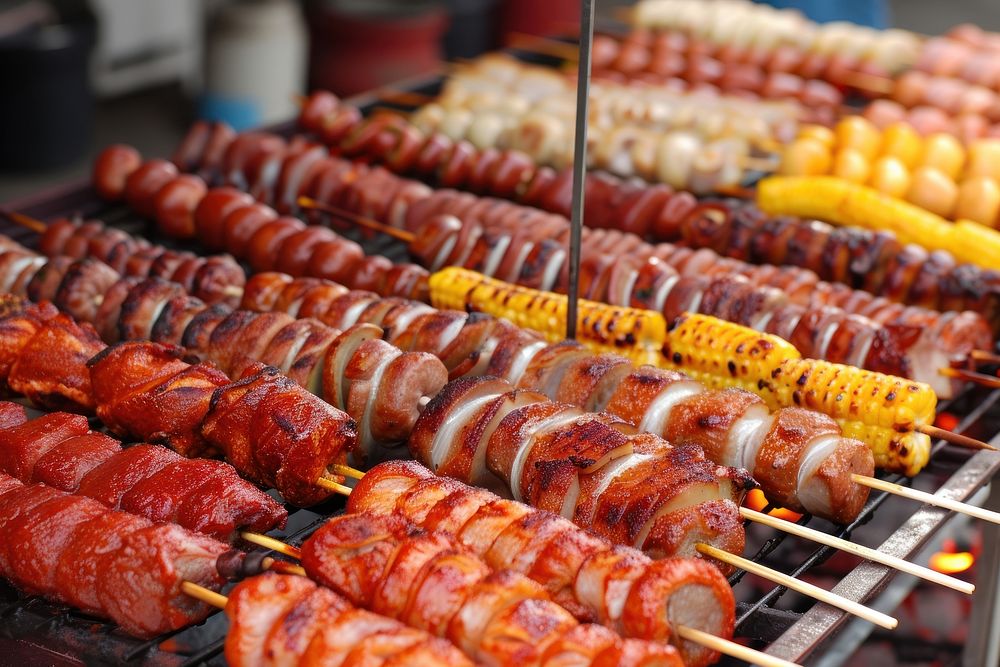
632;0;919;74
94;144;431;300
862;99;1000;145
0;249;761;565
341;459;736;667
298;512;687;666
0;403;285;542
239;271;875;522
590;30;845;125
411;54;796;192
288;93;1000;335
0;233;451;463
146;119;994;395
915;34;1000;92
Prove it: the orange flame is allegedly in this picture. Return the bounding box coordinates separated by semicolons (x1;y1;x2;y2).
929;551;975;574
935;412;959;432
743;489;803;522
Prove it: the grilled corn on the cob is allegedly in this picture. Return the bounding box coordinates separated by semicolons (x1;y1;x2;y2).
429;266;667;366
756;175;1000;270
662;314;934;475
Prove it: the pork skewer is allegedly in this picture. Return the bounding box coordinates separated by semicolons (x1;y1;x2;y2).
234;512;803;667
310;461;897;636
0;402;286;542
180;573;475;667
0;471;227;638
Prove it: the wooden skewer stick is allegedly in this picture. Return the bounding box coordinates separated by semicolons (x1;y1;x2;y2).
241;531;302;558
697;543;897;629
969;349;1000;365
852;474;1000;526
940;366;1000;390
181;581;229;610
298;197;416;244
915;423;996;451
740;508;974;594
673;626;801;667
241;531;802;667
316;477;353;495
331;463;365;480
0;208;47;234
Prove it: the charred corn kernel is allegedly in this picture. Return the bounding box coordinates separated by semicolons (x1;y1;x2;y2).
955;177;1000;227
834;116;881;160
660;313;801;396
831;148;871;183
965;138;1000;181
879;122;923;168
796;124;835;149
919;132;965;179
906;166;959;219
868;155;911;199
754;176;1000;267
429;267;666;365
780;137;832;176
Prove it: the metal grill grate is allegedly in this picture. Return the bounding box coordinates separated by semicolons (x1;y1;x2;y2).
1;77;999;665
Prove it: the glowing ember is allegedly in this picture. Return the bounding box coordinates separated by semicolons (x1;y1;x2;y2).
743;489;803;521
929;550;975;574
935;412;959;432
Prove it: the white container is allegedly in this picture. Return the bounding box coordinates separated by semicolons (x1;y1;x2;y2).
200;0;307;129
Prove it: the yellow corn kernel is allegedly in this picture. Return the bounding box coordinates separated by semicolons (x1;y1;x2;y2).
868;155;911;199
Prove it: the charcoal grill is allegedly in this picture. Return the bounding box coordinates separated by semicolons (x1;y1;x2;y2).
2;63;1000;667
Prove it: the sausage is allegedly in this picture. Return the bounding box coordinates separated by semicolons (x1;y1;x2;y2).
246;217;306;273
123;160;179;218
193;187;256;251
92;145;143;201
154;175;209;239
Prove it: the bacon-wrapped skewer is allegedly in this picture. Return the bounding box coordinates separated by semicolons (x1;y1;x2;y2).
0;287;749;561
0;236;450;465
0;471;226;637
278;511;689;666
0;298;358;506
239;271;877;522
218;572;474;667
0;402;286;542
340;460;736;667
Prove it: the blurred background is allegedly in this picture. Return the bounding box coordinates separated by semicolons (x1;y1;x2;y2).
0;0;998;201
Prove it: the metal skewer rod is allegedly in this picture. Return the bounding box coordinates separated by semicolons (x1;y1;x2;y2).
565;0;595;341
